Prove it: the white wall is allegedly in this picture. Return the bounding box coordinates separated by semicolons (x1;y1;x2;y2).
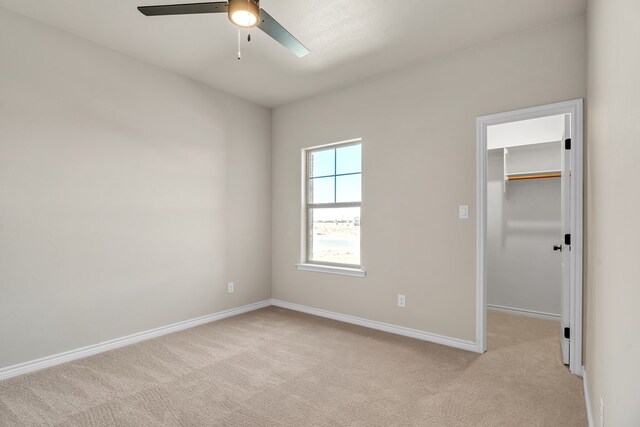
271;16;586;342
487;143;562;316
586;0;640;424
0;8;271;368
487;115;565;149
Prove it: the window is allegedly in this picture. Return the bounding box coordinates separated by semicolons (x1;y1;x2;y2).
304;141;362;268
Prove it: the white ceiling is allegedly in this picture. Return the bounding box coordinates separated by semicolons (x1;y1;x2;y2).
0;0;586;107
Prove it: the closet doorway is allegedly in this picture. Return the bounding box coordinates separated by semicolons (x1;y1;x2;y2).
475;100;583;376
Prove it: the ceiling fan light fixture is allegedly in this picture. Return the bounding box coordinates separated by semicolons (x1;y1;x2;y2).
138;1;309;57
228;0;260;28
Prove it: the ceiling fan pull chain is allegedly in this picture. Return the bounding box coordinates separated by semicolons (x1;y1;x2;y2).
246;0;251;43
237;28;242;60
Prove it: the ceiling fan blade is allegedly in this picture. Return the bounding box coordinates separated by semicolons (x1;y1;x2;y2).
138;2;228;16
257;9;309;57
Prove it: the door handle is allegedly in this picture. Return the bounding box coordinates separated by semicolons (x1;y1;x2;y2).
553;245;563;252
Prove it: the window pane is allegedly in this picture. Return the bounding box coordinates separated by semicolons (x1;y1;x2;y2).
309;177;335;204
309;148;335;177
336;174;361;203
309;207;360;266
336;144;361;175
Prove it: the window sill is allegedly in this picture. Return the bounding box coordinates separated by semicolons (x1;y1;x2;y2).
295;263;366;278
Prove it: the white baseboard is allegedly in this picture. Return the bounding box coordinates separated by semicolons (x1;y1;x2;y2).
487;304;561;321
271;299;480;353
1;298;482;381
582;366;594;427
0;300;271;381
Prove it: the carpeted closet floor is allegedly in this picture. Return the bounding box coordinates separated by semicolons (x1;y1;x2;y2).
0;307;587;426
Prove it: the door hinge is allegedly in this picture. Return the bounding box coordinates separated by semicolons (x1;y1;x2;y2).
564;327;570;340
565;138;572;150
564;234;571;245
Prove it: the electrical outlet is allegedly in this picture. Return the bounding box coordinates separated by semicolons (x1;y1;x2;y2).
397;294;406;308
227;282;234;294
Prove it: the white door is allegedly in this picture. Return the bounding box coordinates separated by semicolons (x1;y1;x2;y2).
560;114;572;365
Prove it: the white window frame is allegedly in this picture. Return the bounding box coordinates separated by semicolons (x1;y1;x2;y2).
296;138;365;277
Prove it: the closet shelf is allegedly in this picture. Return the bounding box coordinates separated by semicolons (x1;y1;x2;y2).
506;170;561;181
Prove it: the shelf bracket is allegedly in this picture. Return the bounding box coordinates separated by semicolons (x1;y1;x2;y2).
503;148;508;196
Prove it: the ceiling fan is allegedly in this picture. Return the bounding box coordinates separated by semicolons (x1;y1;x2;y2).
137;0;310;58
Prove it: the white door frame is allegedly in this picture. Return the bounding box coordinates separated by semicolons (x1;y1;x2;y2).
475;99;584;376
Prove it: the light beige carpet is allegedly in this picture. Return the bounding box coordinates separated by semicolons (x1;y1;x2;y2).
0;307;587;426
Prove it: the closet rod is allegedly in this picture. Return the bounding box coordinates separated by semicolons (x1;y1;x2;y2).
507;173;561;181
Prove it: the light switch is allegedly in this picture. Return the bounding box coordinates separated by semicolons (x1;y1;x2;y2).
459;205;469;219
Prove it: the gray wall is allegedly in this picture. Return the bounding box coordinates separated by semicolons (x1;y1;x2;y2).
271;16;586;342
586;0;640;424
0;8;272;368
487;144;562;316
